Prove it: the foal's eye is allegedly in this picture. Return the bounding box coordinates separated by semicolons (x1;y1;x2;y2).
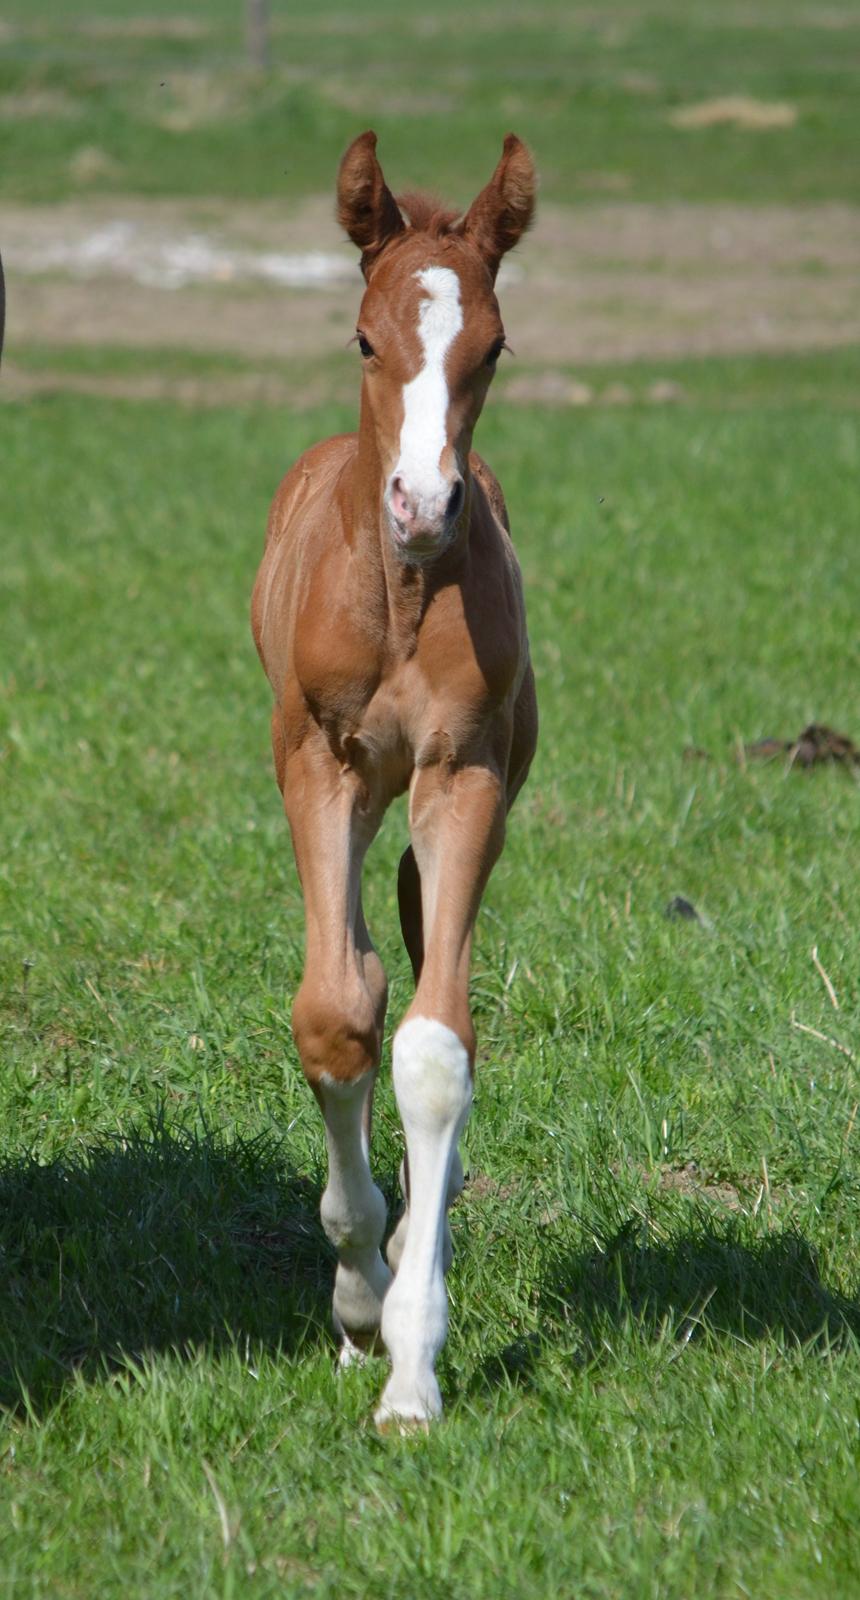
485;338;506;368
357;333;375;360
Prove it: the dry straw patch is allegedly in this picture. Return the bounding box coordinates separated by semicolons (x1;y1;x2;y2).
68;147;123;185
0;91;82;120
144;72;265;134
670;97;798;130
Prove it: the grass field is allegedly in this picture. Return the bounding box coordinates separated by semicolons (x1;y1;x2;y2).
3;361;860;1597
2;0;859;206
3;0;860;1595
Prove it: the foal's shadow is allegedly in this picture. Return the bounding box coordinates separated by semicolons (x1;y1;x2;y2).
0;1118;331;1414
473;1211;860;1394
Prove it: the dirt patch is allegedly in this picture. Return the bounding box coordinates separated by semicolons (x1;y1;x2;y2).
503;372;595;407
619;71;660;95
611;1158;778;1213
657;1164;747;1212
670;97;798;130
68;147;124;186
0;91;82;120
465;1172;521;1203
0;363;691;412
148;73;251;134
4;194;860;373
501;373;684;407
0;363;343;411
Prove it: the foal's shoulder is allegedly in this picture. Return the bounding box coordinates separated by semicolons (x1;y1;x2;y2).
469;450;511;536
264;433;357;548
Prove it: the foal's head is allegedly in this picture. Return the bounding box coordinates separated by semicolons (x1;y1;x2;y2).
337;131;536;561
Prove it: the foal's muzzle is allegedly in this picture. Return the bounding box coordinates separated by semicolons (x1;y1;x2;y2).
386;473;465;557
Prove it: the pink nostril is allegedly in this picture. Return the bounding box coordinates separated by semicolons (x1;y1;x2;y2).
391;476;414;523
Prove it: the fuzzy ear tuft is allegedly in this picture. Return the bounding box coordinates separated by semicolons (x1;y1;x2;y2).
459;134;536;281
337;131;405;278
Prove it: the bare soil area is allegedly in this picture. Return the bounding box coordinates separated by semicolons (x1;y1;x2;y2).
3;195;860;402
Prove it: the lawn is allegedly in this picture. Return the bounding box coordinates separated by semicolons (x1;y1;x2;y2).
1;0;859;206
2;0;860;1592
1;356;859;1597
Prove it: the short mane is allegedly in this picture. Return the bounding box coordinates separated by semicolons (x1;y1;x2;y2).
396;190;461;238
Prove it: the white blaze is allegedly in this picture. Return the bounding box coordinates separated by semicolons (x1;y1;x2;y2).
394;266;463;511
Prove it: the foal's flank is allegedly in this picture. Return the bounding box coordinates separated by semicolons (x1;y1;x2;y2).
251;130;538;1427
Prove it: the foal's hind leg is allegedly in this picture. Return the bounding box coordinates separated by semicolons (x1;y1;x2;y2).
386;1151;465;1279
397;846;424;981
283;740;391;1361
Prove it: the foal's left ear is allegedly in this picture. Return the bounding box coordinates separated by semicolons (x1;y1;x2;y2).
337;130;406;279
459;134;536;282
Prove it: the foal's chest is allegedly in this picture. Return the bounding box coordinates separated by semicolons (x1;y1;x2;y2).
295;552;523;799
342;625;518;804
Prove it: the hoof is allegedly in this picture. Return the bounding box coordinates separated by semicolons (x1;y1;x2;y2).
331;1259;391;1364
374;1374;442;1433
338;1334;368;1370
334;1321;386;1367
375;1412;432;1438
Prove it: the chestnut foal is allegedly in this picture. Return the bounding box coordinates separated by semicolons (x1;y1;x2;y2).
251;131;538;1426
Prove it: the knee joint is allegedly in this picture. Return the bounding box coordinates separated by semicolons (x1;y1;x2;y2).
392;1017;472;1134
292;981;379;1083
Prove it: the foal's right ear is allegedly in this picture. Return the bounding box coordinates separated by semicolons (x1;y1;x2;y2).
337;131;405;279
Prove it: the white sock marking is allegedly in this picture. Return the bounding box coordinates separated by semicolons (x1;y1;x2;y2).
375;1017;472;1426
392;267;463;518
318;1073;391;1343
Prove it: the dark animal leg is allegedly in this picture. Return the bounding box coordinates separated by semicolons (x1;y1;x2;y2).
397;845;424;981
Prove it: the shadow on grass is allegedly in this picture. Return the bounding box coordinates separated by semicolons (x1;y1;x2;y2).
473;1212;860;1395
0;1117;331;1414
565;1216;860;1348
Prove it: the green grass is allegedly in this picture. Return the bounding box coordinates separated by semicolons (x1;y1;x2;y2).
1;352;860;1596
5;0;860;1590
2;0;859;205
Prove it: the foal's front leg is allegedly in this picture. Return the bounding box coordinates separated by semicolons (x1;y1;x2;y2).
387;845;464;1281
376;760;506;1427
283;742;391;1360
